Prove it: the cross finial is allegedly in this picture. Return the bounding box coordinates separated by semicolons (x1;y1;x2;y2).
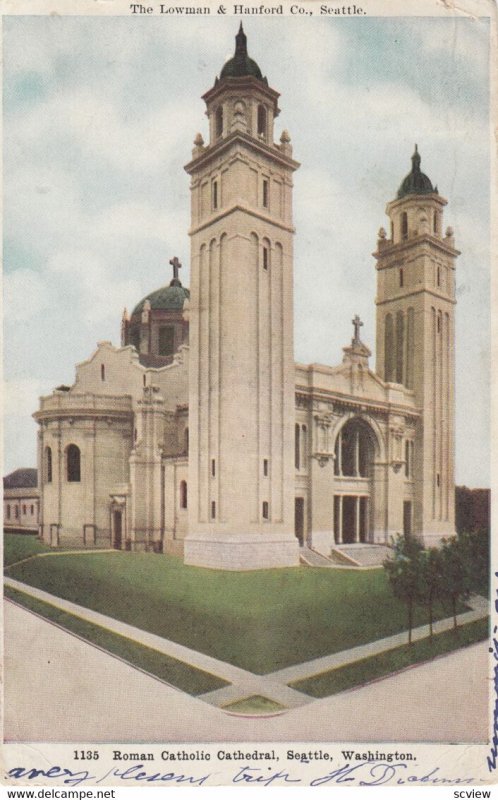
352;314;363;344
169;256;182;285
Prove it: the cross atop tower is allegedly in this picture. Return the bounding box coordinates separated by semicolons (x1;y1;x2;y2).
169;256;182;286
352;314;363;345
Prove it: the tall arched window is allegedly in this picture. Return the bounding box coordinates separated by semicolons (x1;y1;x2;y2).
301;425;307;468
184;427;189;454
45;446;53;483
66;444;81;482
384;313;394;382
180;480;188;509
395;310;404;384
257;104;267;139
406;307;414;389
295;423;300;470
215;105;223;138
401;212;408;240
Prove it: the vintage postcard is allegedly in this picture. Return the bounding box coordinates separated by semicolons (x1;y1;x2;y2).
2;0;496;792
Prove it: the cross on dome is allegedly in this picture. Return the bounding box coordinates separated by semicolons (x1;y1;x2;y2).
169;256;182;286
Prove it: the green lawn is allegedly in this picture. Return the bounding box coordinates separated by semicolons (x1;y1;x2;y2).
5;586;228;695
5;549;468;674
4;532;53;566
222;695;285;714
291;617;489;698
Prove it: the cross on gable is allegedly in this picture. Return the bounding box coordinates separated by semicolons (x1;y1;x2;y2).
169;256;182;281
352;314;363;344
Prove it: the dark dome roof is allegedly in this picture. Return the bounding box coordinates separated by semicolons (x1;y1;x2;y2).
132;283;189;316
219;24;266;83
397;145;437;199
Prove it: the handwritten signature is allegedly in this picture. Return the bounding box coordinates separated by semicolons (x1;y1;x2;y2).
7;762;481;787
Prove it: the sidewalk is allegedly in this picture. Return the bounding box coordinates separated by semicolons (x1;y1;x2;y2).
5;576;488;710
4;600;488;742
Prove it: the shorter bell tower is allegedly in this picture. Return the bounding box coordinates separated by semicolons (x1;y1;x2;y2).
374;146;459;546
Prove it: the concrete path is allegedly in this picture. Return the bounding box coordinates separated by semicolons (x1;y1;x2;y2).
5;577;489;711
4;601;489;742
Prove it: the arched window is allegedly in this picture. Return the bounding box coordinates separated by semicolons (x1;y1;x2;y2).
405;440;410;477
6;505;10;520
384;313;394;382
295;423;300;470
401;212;408;240
45;446;53;483
301;425;307;467
215;105;223;138
262;240;270;270
101;364;105;381
334;419;375;478
158;325;175;356
262;501;269;520
184;427;189;454
262;178;269;208
66;444;81;482
399;268;404;288
437;266;441;287
180;480;188;509
406;307;414;389
433;210;439;234
257;104;267;139
395;310;404;384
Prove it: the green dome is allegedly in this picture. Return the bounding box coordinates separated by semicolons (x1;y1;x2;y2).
132;283;189;316
219;24;266;83
397;145;437;199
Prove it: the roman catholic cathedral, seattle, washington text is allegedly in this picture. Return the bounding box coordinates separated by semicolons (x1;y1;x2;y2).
34;26;458;570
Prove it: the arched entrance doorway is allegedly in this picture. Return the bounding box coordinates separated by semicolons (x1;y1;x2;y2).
333;418;377;545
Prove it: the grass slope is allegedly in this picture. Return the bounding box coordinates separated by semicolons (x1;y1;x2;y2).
291;618;489;698
5;586;228;695
4;533;53;566
5;549;467;674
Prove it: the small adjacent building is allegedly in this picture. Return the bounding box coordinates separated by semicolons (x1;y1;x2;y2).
32;27;458;568
4;469;40;532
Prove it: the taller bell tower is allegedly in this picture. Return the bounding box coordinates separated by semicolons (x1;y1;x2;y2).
184;26;300;569
374;147;459;545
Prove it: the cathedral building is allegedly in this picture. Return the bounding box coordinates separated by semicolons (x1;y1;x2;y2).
34;26;458;570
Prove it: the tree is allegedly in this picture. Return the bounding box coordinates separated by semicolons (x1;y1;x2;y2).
457;528;489;596
417;547;443;641
383;534;424;645
440;536;472;630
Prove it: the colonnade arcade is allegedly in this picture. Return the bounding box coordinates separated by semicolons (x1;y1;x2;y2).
333;417;378;545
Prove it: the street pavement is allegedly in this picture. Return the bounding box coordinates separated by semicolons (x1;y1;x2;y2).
4;599;490;743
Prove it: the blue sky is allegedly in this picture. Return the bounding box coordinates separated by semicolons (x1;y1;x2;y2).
3;13;490;486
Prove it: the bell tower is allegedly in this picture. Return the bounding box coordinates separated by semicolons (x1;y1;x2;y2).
184;26;300;569
374;146;459;546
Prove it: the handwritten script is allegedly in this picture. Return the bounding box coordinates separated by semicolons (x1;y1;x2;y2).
7;762;482;787
487;572;498;772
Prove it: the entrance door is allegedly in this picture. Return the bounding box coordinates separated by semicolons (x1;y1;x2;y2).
403;501;412;537
295;498;304;546
342;496;356;544
113;510;122;550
